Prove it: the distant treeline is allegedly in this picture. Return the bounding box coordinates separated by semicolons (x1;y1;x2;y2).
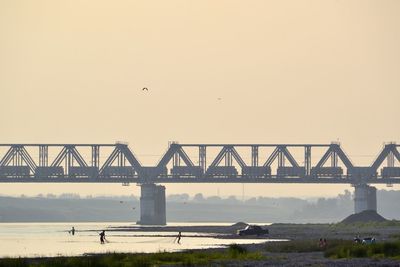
0;190;399;223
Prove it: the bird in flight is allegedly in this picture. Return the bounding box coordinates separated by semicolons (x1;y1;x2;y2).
142;87;148;91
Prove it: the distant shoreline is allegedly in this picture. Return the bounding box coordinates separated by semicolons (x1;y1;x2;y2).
1;190;400;223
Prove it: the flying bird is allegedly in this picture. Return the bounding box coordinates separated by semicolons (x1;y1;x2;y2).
142;87;148;91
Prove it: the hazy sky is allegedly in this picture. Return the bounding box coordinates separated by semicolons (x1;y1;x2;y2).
0;0;399;197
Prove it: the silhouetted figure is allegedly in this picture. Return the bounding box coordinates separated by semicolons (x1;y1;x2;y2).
318;238;327;248
71;227;75;236
99;230;106;244
318;238;324;248
142;87;148;91
176;231;182;244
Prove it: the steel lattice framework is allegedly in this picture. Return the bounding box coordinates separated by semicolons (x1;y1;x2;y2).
0;142;399;184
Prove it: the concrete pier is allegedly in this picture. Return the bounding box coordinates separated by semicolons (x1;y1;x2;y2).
354;184;377;214
138;183;166;225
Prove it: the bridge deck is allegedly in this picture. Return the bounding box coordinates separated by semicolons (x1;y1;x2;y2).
0;176;399;184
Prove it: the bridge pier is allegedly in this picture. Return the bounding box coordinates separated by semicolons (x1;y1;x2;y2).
354;184;377;214
137;183;166;225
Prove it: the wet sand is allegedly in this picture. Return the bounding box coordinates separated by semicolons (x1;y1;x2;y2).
109;222;400;241
107;222;400;266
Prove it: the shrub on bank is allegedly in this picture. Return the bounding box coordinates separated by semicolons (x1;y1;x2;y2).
265;240;353;253
0;249;263;267
265;240;322;253
325;241;400;259
335;220;400;229
228;243;247;257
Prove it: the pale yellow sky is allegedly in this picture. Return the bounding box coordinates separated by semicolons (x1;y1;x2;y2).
0;0;399;197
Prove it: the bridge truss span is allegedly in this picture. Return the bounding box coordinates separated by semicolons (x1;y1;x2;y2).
0;142;399;184
0;143;142;181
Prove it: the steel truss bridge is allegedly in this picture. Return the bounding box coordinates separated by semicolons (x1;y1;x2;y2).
0;142;399;184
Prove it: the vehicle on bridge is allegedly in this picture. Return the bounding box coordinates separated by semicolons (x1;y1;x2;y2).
206;166;238;177
277;166;306;177
381;167;400;178
69;167;98;178
101;166;136;178
171;166;203;177
347;167;378;178
35;167;64;178
0;166;30;178
310;167;343;177
242;166;271;177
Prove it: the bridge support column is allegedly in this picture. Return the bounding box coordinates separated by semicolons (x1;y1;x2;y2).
137;183;166;225
354;184;377;214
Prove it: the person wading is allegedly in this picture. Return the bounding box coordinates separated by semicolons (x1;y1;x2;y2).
99;230;106;244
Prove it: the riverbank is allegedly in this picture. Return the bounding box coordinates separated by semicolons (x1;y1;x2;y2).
108;220;400;241
2;222;400;266
1;239;400;266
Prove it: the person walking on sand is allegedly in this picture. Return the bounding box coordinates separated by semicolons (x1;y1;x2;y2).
318;238;324;248
71;226;75;236
99;230;106;244
176;231;182;244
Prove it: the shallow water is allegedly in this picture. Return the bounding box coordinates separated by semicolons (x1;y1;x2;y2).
0;222;280;258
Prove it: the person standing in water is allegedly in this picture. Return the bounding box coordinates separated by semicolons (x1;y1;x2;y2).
71;227;75;236
99;230;106;244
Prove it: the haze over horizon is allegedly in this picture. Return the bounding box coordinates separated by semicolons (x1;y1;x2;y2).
1;0;399;197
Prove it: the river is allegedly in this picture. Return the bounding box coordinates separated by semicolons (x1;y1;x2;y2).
0;222;278;258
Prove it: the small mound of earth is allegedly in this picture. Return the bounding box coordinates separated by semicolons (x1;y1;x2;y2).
341;210;387;224
231;222;248;228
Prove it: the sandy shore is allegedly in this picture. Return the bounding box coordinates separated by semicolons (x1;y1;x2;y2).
106;222;400;266
109;222;400;241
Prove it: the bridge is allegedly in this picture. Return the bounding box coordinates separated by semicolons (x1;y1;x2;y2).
1;142;399;224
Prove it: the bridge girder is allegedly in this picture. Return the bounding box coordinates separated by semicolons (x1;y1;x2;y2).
0;142;399;183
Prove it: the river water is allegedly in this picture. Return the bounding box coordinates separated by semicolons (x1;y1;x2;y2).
0;222;279;258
